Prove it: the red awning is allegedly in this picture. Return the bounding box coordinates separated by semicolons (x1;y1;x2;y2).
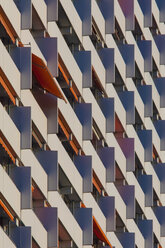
93;216;112;247
32;54;67;102
81;202;113;247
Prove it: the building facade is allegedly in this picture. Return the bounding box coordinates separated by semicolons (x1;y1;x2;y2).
0;0;165;247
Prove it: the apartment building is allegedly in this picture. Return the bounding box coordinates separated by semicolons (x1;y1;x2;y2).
0;0;165;247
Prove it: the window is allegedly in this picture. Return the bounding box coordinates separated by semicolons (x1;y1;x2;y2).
59;167;81;214
113;19;125;44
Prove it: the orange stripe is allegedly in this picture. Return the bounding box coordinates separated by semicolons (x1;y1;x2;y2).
0;76;16;105
70;87;78;102
58;62;70;85
58;117;70;140
92;177;102;194
58;117;79;154
0;16;15;43
32;130;43;149
31;185;35;192
0;199;14;221
45;201;50;207
70;140;79;155
0;7;16;44
81;202;86;208
58;62;78;102
18;41;24;47
0;137;15;163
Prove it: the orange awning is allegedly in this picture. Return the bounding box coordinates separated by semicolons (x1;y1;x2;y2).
0;72;16;105
0;135;16;164
0;199;14;221
0;6;17;44
92;177;102;195
32;54;67;102
58;61;78;102
58;116;79;155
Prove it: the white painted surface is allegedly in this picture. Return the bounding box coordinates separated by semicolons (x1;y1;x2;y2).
21;209;47;248
48;134;83;199
0;103;20;157
0;166;21;217
48;191;83;247
21;90;47;141
21;149;48;198
0;227;16;248
0;41;20;98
